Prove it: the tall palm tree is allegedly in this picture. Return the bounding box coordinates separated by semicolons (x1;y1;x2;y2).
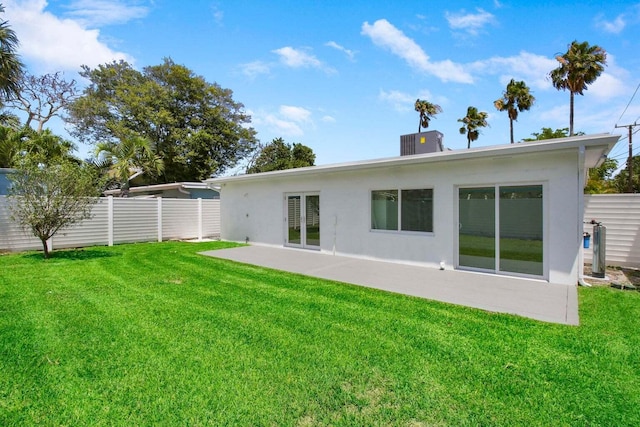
549;40;606;136
494;79;535;144
458;106;489;149
0;4;24;102
94;136;164;196
414;99;442;133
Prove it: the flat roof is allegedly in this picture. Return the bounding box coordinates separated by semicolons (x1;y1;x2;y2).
206;133;619;185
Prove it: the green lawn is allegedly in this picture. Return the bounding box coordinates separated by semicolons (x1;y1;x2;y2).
1;241;639;426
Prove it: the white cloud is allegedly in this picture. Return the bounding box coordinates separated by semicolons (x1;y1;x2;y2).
272;46;336;74
361;19;473;84
586;54;628;101
470;51;557;90
3;0;134;73
63;0;149;27
239;60;271;79
252;105;315;137
595;14;626;34
279;105;312;123
325;41;355;61
445;8;496;36
321;115;336;123
378;89;445;113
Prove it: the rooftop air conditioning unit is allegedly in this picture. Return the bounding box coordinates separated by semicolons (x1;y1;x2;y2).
400;131;444;156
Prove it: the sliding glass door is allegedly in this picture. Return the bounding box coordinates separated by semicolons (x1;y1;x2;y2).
458;185;544;277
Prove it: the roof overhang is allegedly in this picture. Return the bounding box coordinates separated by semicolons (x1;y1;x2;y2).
206;133;620;187
104;181;212;196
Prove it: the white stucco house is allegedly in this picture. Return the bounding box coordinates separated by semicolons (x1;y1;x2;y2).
206;133;618;286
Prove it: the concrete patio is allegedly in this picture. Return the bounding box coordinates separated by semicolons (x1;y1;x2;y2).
200;245;579;325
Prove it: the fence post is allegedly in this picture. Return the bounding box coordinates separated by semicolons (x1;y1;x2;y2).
157;197;163;242
108;196;114;246
198;198;203;241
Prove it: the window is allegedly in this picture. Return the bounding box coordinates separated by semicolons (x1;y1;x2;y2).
371;188;433;232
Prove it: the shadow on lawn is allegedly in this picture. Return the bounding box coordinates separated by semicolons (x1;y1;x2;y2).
22;248;116;262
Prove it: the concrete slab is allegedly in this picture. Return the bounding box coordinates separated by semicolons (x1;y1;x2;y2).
200;245;579;325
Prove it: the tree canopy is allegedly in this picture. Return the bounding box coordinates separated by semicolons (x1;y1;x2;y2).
67;58;257;182
494;79;535;144
458;106;489;149
414;99;442;133
247;138;315;174
0;4;23;102
549;40;606;136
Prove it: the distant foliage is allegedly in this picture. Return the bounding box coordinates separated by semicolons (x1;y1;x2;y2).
247;138;315;174
549;40;607;136
414;99;442;133
494;79;535;144
458;106;489;149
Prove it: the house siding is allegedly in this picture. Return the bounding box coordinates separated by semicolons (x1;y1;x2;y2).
219;148;581;285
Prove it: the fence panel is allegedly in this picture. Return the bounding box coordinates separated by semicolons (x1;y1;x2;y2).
112;198;159;243
202;199;221;238
584;194;640;268
162;198;200;240
52;198;110;249
0;196;42;252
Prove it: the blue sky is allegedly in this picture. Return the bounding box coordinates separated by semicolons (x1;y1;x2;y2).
4;0;640;173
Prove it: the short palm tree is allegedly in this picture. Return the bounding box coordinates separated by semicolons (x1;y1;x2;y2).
494;79;535;144
458;106;489;149
549;40;606;136
94;136;164;196
414;99;442;133
0;4;24;101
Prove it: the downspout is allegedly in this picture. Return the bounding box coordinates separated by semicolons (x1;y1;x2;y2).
577;145;591;287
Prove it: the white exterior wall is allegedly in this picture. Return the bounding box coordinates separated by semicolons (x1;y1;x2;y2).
219;149;580;285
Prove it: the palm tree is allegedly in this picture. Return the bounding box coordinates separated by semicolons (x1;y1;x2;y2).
458;106;489;149
549;40;606;136
0;4;24;102
94;136;164;196
494;79;535;144
414;99;442;133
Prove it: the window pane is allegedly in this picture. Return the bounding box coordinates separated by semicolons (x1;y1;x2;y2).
401;189;433;232
371;190;398;230
287;195;301;245
499;185;543;276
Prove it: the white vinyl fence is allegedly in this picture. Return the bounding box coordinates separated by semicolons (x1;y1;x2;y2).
0;196;220;253
583;194;640;268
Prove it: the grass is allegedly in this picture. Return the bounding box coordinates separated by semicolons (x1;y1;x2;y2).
1;241;639;426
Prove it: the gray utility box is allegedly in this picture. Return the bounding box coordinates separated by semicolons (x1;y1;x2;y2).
592;223;606;278
400;131;444;156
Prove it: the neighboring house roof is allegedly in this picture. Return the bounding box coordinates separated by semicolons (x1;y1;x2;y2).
104;182;214;197
205;134;618;186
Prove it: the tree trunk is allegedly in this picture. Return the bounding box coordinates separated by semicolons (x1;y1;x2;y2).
41;238;50;259
509;118;514;144
569;91;575;136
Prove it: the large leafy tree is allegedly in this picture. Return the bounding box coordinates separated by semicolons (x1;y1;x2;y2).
67;58;257;182
0;4;23;102
549;40;607;136
612;156;640;193
1;125;78;168
247;137;315;174
8;157;102;258
458;106;489;149
414;99;442;133
494;79;535;144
